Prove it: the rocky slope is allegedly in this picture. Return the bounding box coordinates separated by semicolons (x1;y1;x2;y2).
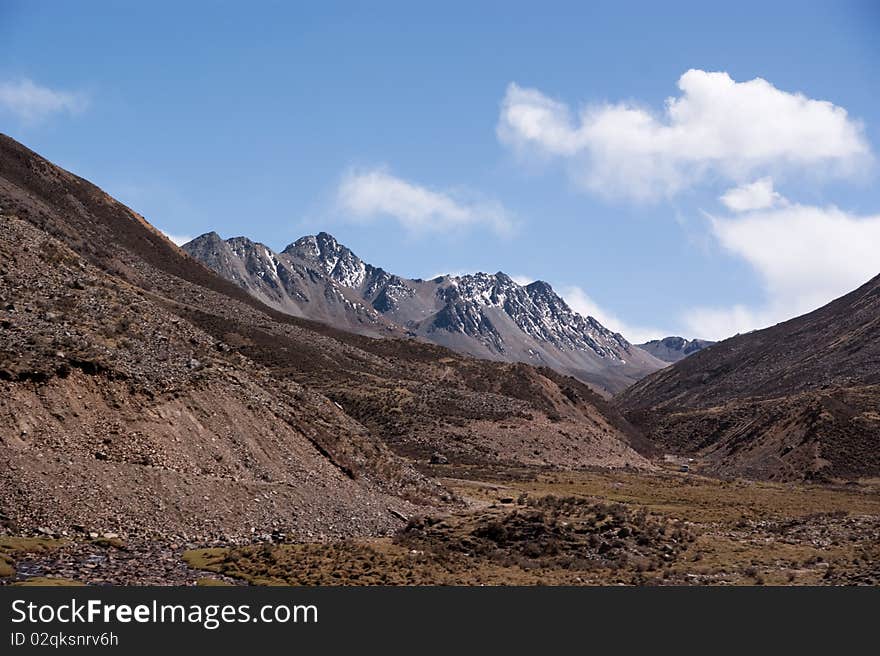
0;211;431;542
0;133;653;542
618;276;880;481
638;337;714;363
184;232;665;395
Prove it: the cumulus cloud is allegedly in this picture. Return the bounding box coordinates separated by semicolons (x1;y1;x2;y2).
498;70;870;200
560;285;667;344
510;275;534;286
338;168;515;236
683;203;880;339
0;78;87;122
720;177;786;212
159;230;194;246
682;304;778;342
424;270;466;280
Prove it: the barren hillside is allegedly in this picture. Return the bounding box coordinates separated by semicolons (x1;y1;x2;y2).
0;134;652;542
618;275;880;480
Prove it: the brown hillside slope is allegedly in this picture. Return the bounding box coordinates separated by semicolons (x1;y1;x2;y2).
0;213;439;540
617;275;880;480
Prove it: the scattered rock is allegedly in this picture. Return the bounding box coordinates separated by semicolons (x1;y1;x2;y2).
389;508;408;522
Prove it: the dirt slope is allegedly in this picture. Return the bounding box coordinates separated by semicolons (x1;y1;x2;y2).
0;214;439;540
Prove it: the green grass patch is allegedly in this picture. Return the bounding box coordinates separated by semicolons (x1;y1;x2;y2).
0;536;67;579
195;577;234;586
12;577;85;587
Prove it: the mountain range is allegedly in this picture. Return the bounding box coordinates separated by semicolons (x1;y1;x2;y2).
183;231;665;395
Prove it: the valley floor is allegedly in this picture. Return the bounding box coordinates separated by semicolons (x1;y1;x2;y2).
3;467;879;586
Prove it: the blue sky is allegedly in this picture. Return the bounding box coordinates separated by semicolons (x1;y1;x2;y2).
2;1;879;341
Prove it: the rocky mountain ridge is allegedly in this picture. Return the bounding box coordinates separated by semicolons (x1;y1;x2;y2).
184;231;664;394
637;336;715;363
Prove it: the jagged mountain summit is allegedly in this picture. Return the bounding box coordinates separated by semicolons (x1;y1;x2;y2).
638;336;715;363
184;231;665;394
182;231;400;334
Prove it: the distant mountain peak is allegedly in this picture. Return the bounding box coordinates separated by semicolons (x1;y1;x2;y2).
637;336;714;363
525;279;553;293
185;231;224;249
285;232;344;260
283;232;369;288
186;231;667;393
199;230;223;242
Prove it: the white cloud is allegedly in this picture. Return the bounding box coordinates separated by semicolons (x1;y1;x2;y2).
510;275;534;286
681;304;775;341
720;177;786;212
498;70;870;200
560;285;667;344
683;203;880;339
0;78;87;122
160;230;194;246
338;168;515;236
425;270;466;280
